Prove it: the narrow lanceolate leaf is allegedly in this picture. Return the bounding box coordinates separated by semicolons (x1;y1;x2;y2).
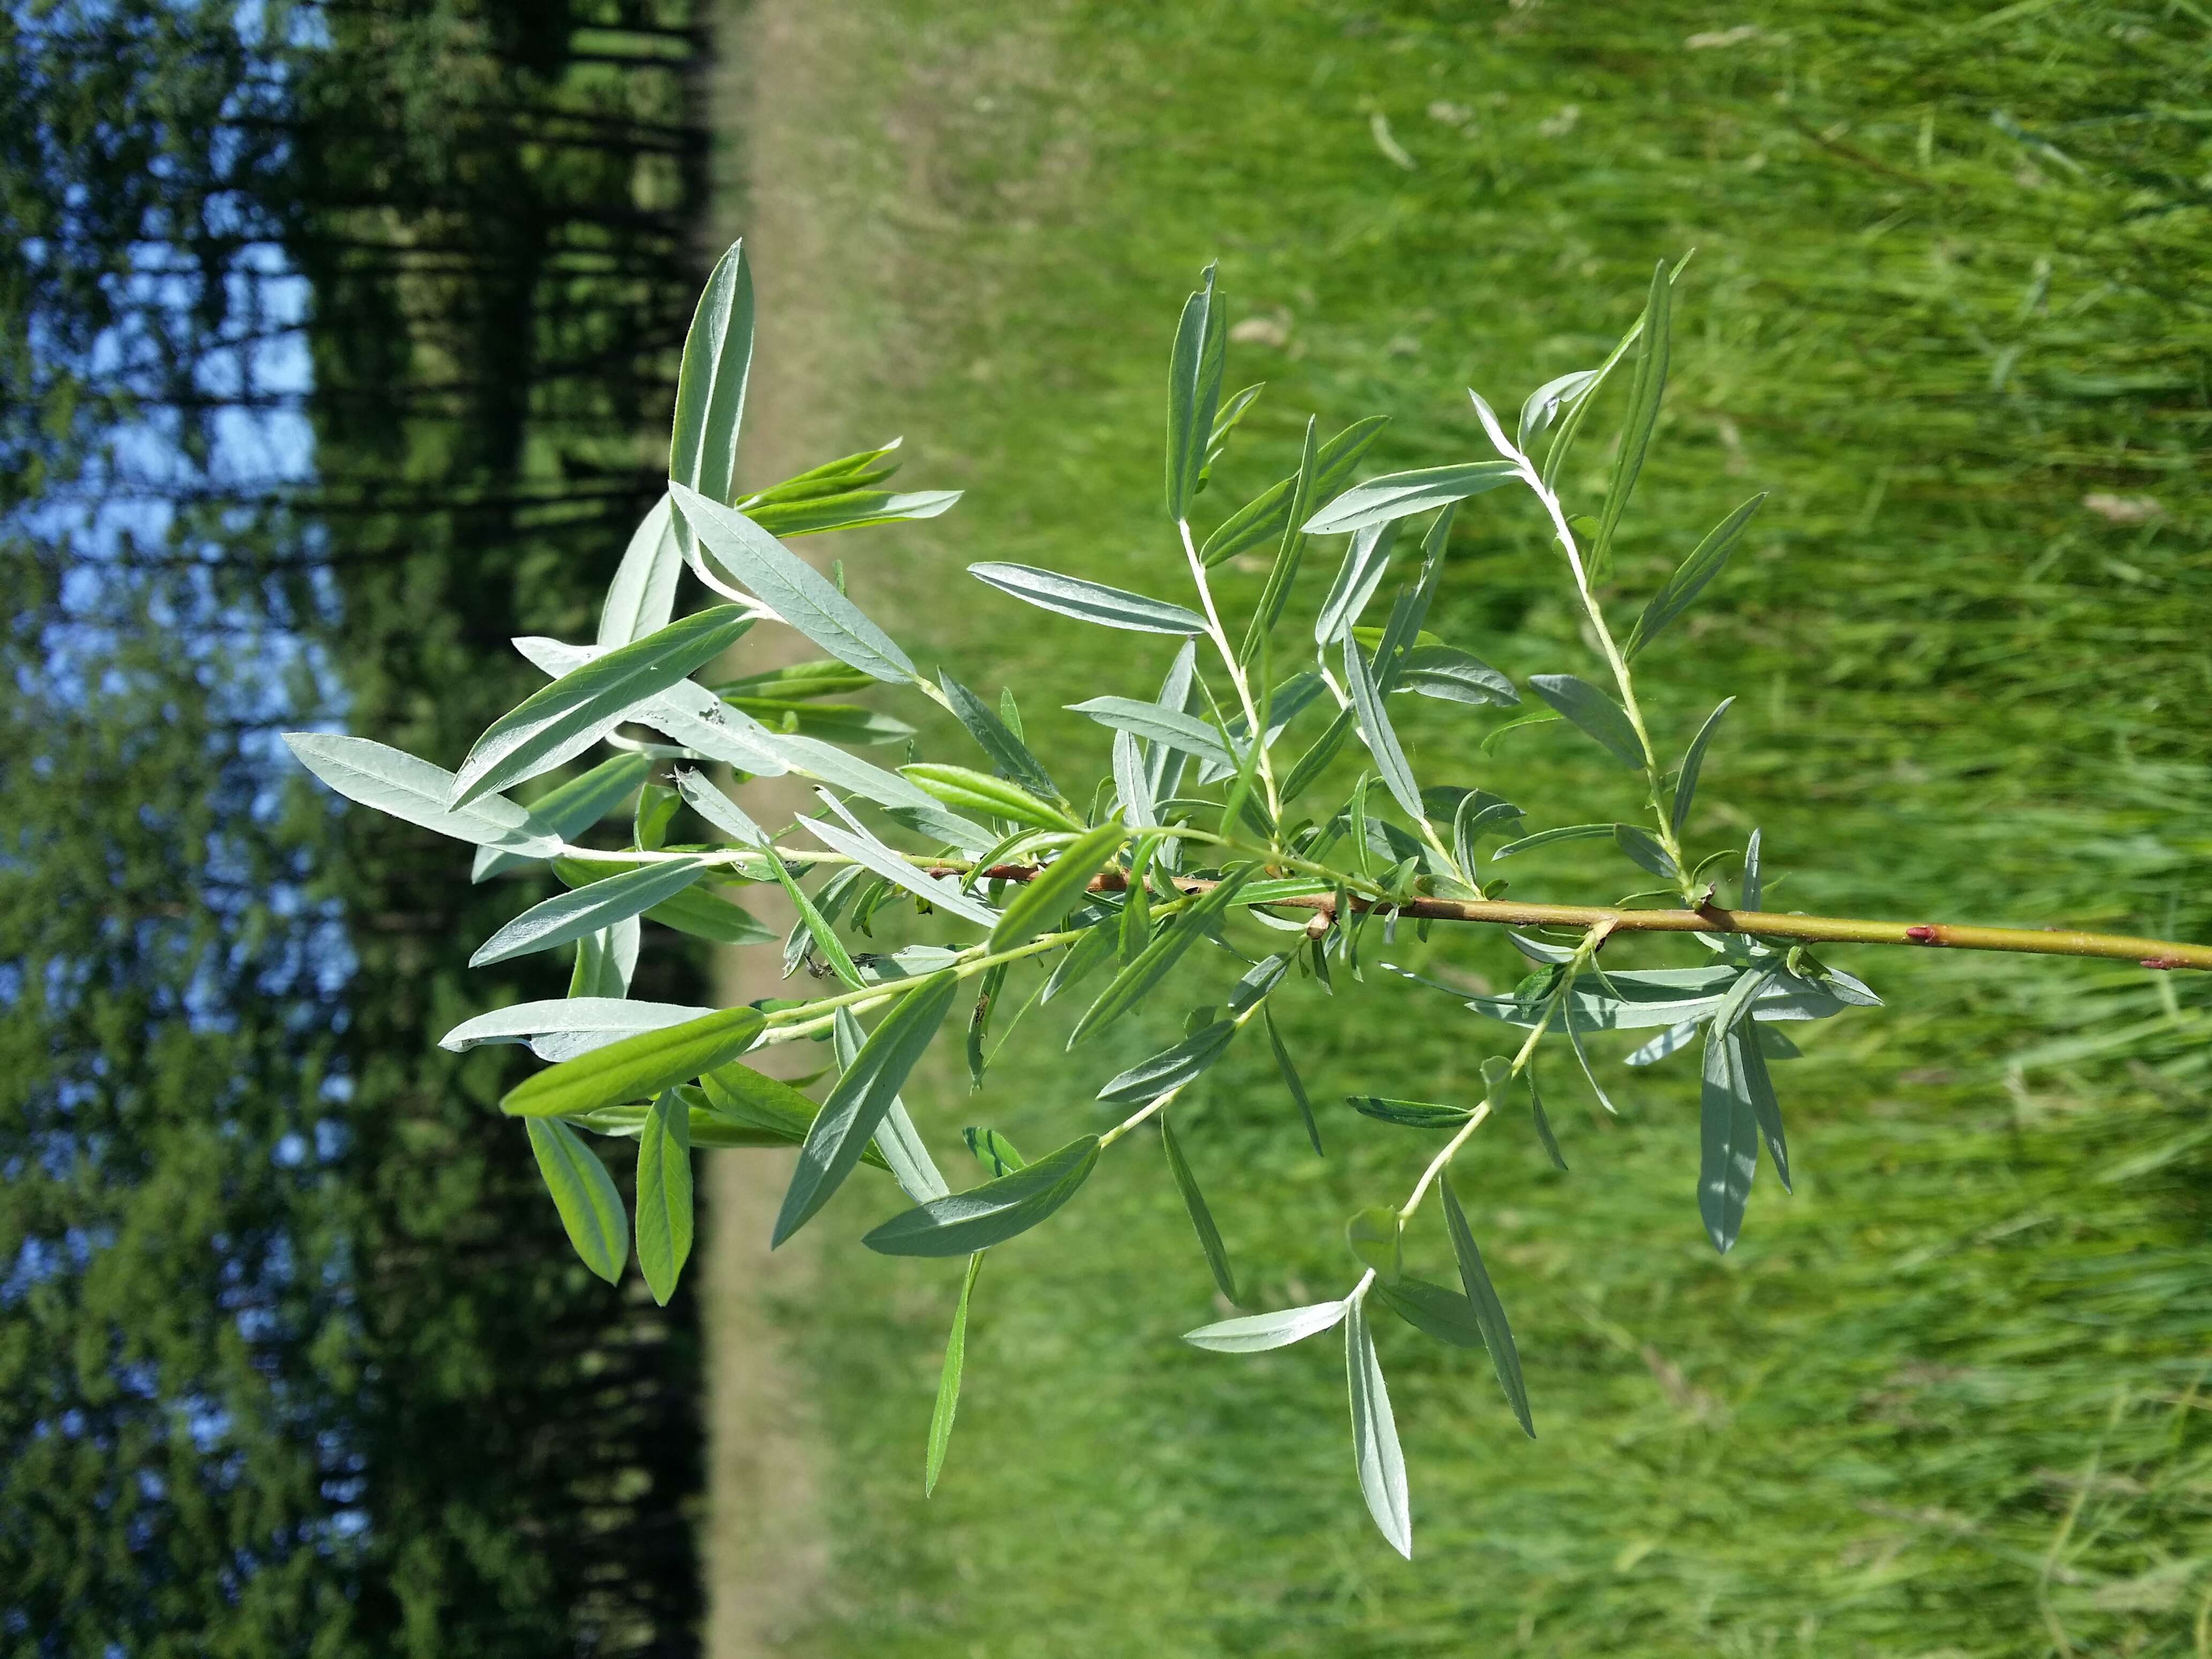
1376;1277;1501;1351
773;972;959;1246
1671;696;1735;836
501;1006;766;1119
440;997;718;1062
1342;633;1422;819
1698;1023;1760;1254
570;921;638;999
714;660;876;700
284;734;561;855
1625;493;1765;659
1491;822;1615;861
1264;1007;1324;1155
988;822;1126;952
507;636;791;777
1313;519;1401;645
1143;640;1200;803
1612;824;1678;880
1527;1067;1569;1171
1209;413;1391;571
1441;1176;1534;1437
863;1135;1101;1257
1395;645;1516;707
450;606;754;806
1185;1301;1345;1353
1096;1020;1236;1105
901;764;1081;832
599;492;684;648
527;1119;629;1285
696;1065;890;1170
926;1251;985;1496
967;563;1207;637
1527;674;1645;770
796;814;999;929
470;856;711;967
765;735;992;851
1591;260;1671;579
1737;1024;1791;1193
551;856;774;947
1239;418;1323;660
834;1007;948;1204
965;1126;1027;1176
1347;1096;1470;1129
1114;729;1155;830
473;752;652;883
669;238;753;505
938;672;1058;801
1303;460;1517;536
1068;867;1255;1047
1346;1299;1413;1558
634;1090;693;1305
748;488;960;538
1165;261;1226;519
670;482;919;685
1066;697;1234;769
1040;919;1117;1005
1161;1112;1238;1302
1517;367;1600;450
672;767;769;848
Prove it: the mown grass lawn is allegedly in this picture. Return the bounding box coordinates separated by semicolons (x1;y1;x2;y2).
727;3;2212;1652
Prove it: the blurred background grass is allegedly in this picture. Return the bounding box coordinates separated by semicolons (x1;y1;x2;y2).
716;3;2212;1654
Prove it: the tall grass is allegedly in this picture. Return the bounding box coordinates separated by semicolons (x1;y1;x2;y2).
728;3;2212;1651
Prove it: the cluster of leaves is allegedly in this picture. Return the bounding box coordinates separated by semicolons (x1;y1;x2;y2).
285;242;1885;1556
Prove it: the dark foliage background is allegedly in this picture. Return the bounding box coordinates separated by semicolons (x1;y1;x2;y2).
2;3;712;1651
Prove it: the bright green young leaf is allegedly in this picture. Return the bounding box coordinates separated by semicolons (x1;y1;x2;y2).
1527;674;1645;770
1161;1111;1238;1303
963;1126;1027;1178
1441;1175;1534;1437
772;972;959;1246
863;1135;1101;1257
926;1251;985;1496
526;1118;629;1286
634;1090;693;1306
284;733;562;856
697;1063;890;1171
740;439;900;506
670;482;920;685
1671;696;1735;836
1039;918;1117;1005
1625;494;1765;658
1209;413;1391;572
900;764;1081;832
1346;1299;1413;1558
969;563;1207;637
670;239;753;506
760;734;991;853
1068;867;1254;1047
989;823;1126;953
1165;261;1227;519
1303;460;1517;536
712;660;875;700
502;1006;766;1119
746;487;961;539
449;606;754;806
729;698;915;747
